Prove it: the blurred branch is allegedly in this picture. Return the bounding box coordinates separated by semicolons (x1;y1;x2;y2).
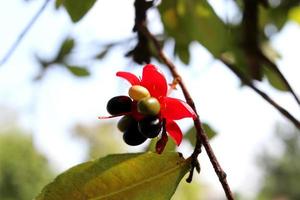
133;1;234;199
220;57;300;129
261;55;300;107
0;0;51;65
242;0;300;106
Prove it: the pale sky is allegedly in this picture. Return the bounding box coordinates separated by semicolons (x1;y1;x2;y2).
0;0;300;199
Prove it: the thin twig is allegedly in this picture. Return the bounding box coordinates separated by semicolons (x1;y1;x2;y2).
0;0;51;65
221;57;300;129
261;55;300;107
137;24;235;200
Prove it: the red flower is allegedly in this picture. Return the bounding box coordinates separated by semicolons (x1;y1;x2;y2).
116;64;196;147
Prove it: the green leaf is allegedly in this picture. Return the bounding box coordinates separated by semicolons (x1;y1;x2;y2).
36;152;190;200
66;66;90;77
94;44;113;60
185;123;217;146
56;38;75;62
62;0;97;22
159;0;232;59
263;66;288;92
55;0;63;9
175;43;190;65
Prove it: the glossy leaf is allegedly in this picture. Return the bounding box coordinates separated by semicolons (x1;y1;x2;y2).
66;66;90;77
185;122;217;146
36;152;190;200
62;0;97;22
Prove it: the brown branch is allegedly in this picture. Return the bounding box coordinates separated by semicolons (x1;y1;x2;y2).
221;57;300;129
137;24;235;200
0;0;51;65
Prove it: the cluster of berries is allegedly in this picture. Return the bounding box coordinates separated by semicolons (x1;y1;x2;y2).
101;64;196;153
106;85;163;146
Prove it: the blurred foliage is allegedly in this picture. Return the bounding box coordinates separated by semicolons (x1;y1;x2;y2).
55;0;97;22
24;0;300;96
172;174;204;200
73;122;127;160
185;122;218;147
158;0;299;91
35;37;90;79
0;131;54;200
257;125;300;200
159;0;231;61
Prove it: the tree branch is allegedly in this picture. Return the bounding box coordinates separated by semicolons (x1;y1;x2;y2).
132;1;234;199
241;0;300;107
221;57;300;129
137;23;235;200
0;0;51;65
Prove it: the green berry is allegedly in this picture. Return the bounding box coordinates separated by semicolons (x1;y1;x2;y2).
128;85;150;101
137;97;160;116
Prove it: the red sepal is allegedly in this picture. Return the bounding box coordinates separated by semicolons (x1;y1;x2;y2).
166;120;182;146
116;72;140;85
141;64;168;98
155;132;168;154
160;97;196;120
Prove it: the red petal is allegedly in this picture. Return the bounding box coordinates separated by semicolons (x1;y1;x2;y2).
140;64;168;98
166;120;182;146
160;97;197;120
116;72;140;85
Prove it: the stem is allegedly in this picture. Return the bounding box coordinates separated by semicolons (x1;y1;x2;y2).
0;0;51;65
137;24;235;200
221;57;300;129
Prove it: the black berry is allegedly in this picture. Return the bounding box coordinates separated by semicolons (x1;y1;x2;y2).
123;120;147;146
106;96;132;115
117;115;134;132
138;116;162;138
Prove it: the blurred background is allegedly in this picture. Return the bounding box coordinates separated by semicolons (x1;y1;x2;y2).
0;0;300;199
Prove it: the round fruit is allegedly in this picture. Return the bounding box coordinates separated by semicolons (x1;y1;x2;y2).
137;97;160;116
123;121;147;146
106;96;132;115
117;115;134;132
138;116;162;138
128;85;150;101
